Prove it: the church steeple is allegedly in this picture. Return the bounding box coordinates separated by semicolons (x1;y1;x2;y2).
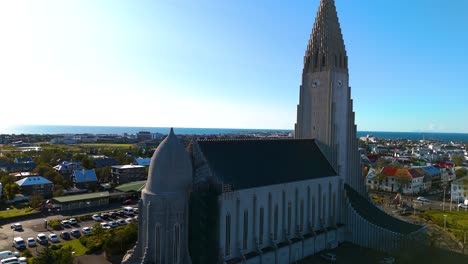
303;0;347;73
295;0;366;195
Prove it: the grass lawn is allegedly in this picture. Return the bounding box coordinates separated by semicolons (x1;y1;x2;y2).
0;203;38;219
60;239;88;256
78;143;135;148
424;210;468;241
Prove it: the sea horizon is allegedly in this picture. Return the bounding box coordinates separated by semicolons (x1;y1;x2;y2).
1;125;468;143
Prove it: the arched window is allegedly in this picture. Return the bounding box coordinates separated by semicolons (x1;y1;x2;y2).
155;224;161;264
243;210;248;250
225;213;231;256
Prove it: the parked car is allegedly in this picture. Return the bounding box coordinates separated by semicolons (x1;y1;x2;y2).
26;237;36;247
108;212;116;218
101;213;110;220
92;214;102;221
71;229;81;238
116;219;127;226
82;227;92;235
60;231;71;240
320;253;337;262
417;196;429;202
100;222;111;230
458;203;468;209
122;199;133;205
0;251;19;261
125;218;134;224
48;233;59;243
123;207;134;215
68;218;78;225
36;234;48;245
60;220;71;227
116;210;125;217
10;224;22;231
108;221;118;228
12;237;26;250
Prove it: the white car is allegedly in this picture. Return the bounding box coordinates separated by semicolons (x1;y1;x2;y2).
320;253;337;262
125;218;134;224
92;214;102;221
48;233;59;243
458;203;468;209
36;233;48;245
69;218;78;225
100;222;111;230
10;223;22;231
60;220;71;227
416;196;429;202
27;237;36;247
82;227;92;235
108;221;118;228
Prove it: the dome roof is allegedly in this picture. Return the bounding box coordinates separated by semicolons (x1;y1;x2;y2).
145;128;192;194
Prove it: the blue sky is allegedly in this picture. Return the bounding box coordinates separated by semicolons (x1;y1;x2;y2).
0;0;467;133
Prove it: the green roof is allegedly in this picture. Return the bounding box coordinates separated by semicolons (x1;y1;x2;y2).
115;181;146;193
53;191;110;203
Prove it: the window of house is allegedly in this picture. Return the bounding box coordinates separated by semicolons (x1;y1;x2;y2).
225;214;231;256
243;210;248;250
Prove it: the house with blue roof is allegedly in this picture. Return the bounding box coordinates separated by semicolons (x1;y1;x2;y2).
71;169;99;190
16;176;53;197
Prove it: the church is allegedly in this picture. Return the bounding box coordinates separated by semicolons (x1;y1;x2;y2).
122;0;427;263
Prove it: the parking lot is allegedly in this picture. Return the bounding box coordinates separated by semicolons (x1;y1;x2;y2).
0;207;138;254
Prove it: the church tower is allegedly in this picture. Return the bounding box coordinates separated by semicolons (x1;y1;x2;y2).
122;128;192;264
295;0;365;195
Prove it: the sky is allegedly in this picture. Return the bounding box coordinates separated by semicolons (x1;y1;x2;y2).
0;0;467;133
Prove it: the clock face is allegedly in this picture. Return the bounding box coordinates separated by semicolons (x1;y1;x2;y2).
312;79;320;88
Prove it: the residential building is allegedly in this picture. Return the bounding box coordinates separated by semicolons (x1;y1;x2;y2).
451;175;468;202
111;164;146;185
71;169;98;190
16;176;53;197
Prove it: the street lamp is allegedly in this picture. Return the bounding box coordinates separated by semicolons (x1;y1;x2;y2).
444;214;447;229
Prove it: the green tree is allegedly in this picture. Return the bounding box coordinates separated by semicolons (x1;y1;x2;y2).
92;222;106;240
3;183;21;200
453;155;464;166
33;247;55;264
95;166;111;183
55;245;74;264
455;168;468;178
29;193;44;208
103;223;138;255
0;174;16;185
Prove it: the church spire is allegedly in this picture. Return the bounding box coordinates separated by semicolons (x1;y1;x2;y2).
303;0;347;73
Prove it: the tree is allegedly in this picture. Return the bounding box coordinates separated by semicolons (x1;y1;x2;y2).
3;183;21;200
453;155;464;166
29;193;44;208
95;166;111;183
103;223;138;255
33;247;55;264
455;168;468;179
0;174;16;186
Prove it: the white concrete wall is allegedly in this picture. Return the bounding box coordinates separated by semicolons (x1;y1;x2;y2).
219;176;341;261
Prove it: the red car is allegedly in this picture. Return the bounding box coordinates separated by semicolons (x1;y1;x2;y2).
122;199;133;205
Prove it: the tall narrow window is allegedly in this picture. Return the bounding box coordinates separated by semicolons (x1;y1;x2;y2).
287;202;292;236
225;214;231;256
322;55;326;67
307;187;311;229
332;192;336;224
274;205;278;241
173;224;180;263
259;208;264;245
312;195;316;229
243;210;248;250
300;200;304;232
322;194;326;223
268;193;272;241
155;225;161;264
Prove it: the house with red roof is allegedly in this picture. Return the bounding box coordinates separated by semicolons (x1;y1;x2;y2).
367;167;426;194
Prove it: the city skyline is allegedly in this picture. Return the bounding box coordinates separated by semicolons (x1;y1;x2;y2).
1;0;467;133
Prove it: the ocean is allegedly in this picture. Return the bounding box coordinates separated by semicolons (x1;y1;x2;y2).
2;125;468;143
